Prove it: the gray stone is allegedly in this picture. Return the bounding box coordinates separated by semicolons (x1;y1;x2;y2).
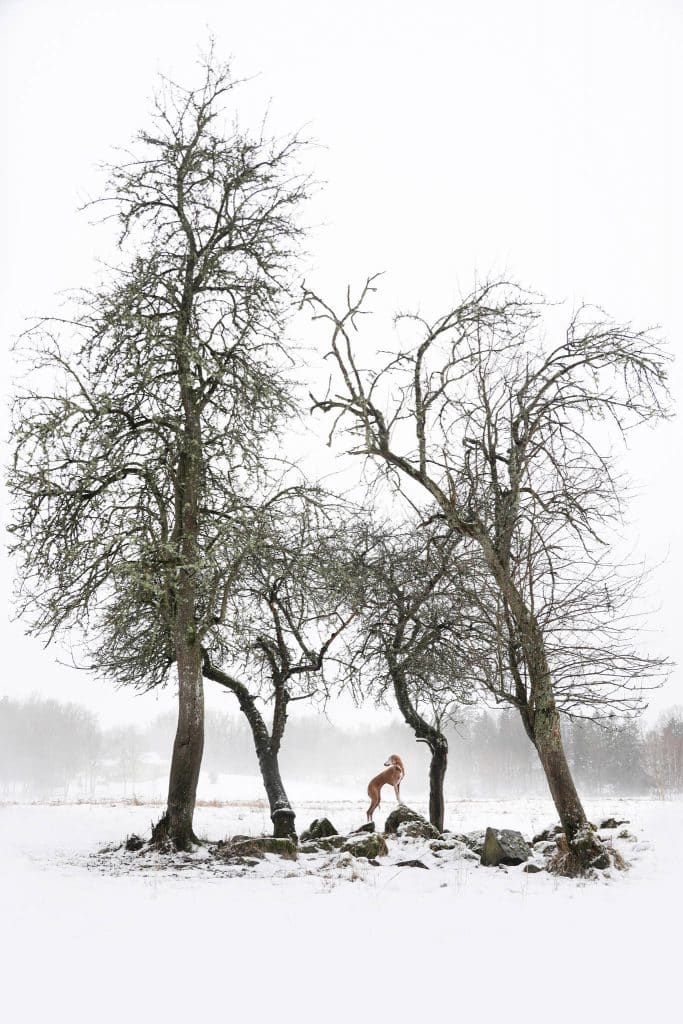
458;830;487;856
522;862;544;874
531;824;564;844
397;819;441;840
298;835;346;854
350;821;376;835
300;817;338;842
480;827;531;867
599;817;630;830
218;837;297;861
342;833;389;859
384;805;440;839
430;839;458;852
395;859;429;869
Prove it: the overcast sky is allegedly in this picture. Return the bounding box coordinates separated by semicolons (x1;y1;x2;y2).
1;0;681;726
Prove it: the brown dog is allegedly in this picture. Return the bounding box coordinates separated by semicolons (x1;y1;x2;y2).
366;754;405;821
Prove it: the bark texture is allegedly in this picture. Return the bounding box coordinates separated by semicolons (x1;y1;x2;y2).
389;657;449;832
202;656;297;839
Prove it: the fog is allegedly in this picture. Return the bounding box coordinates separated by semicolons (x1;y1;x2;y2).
2;695;681;803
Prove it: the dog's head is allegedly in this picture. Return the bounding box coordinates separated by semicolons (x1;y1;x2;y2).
384;754;403;770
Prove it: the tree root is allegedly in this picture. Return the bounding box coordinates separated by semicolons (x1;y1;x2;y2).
547;828;623;877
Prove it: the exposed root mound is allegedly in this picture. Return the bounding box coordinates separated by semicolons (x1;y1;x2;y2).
548;828;628;877
148;812;201;853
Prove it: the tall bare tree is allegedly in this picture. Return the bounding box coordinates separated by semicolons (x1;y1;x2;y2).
9;53;310;849
306;277;671;870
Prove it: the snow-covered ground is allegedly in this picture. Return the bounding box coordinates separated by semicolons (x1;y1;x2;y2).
1;792;680;1023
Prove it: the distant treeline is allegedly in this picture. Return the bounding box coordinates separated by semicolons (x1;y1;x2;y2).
1;695;682;799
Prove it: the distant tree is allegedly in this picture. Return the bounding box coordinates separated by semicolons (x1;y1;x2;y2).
0;697;100;798
307;277;671;870
643;709;683;796
9;53;310;848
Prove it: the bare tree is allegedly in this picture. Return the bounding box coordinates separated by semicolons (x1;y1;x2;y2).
348;521;482;830
201;496;356;837
9;51;310;850
306;277;671;870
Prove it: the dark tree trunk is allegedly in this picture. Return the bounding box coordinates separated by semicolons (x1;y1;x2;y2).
428;742;448;833
154;643;205;850
202;657;297;839
515;612;602;869
259;748;297;839
528;674;592;843
481;540;600;868
389;658;449;831
155;314;206;850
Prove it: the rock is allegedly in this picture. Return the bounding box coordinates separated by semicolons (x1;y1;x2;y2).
218;837;297;861
300;817;338;842
397;820;441;840
342;833;389;859
531;824;564;844
480;827;531;867
384;805;437;838
395;859;429;869
618;829;633;840
457;830;487;856
298;835;346;854
125;834;145;852
590;851;611;870
534;840;557;856
430;839;458;852
523;862;544;874
350;821;376;834
599;817;630;830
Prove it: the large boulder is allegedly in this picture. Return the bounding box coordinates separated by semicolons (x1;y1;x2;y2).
300;818;338;842
342;833;389;859
480;827;531;867
384;805;439;839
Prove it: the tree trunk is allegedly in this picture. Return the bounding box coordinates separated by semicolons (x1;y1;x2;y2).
428;741;448;833
522;636;603;870
154;640;205;850
259;747;297;839
154;368;206;850
480;538;600;868
527;669;593;840
388;658;449;830
202;657;297;839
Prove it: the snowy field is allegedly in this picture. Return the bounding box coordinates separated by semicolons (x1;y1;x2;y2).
1;791;680;1024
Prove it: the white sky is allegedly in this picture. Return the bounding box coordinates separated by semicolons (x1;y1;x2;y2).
1;0;681;726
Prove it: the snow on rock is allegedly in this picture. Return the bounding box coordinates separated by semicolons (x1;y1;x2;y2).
383;803;439;838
